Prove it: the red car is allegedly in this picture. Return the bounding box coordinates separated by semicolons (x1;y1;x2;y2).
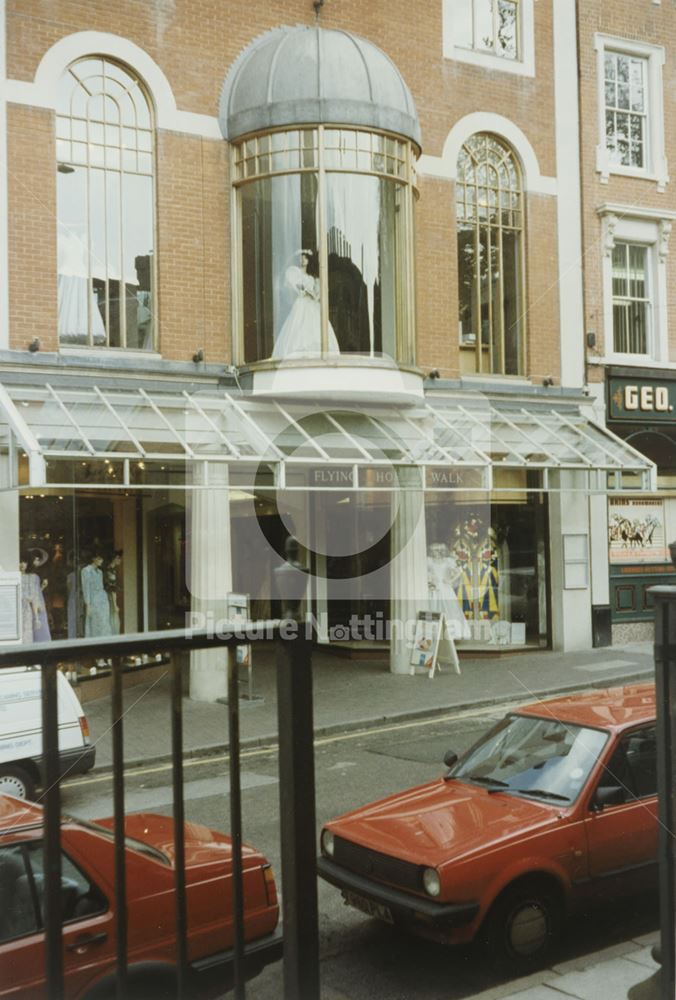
0;795;282;998
318;683;658;969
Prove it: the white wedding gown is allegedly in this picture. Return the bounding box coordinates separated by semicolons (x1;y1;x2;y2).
272;266;339;359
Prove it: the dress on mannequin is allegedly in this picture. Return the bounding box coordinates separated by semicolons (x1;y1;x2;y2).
20;565;43;644
272;253;339;359
81;558;112;638
427;543;471;640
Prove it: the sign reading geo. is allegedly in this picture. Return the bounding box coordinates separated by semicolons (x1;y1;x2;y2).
608;376;676;422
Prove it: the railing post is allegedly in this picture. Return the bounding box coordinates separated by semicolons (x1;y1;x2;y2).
276;621;320;1000
228;645;246;999
111;657;128;1000
652;587;676;1000
41;661;63;1000
171;651;188;999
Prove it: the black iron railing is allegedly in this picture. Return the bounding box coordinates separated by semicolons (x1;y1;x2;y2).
0;624;320;1000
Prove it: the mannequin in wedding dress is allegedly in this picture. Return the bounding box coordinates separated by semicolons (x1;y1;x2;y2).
427;542;471;640
272;251;339;359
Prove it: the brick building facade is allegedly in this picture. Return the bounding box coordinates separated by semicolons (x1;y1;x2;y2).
0;1;658;689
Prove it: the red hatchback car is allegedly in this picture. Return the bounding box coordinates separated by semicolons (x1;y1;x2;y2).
318;683;658;969
0;796;282;999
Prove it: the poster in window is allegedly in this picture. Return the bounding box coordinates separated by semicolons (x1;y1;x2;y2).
608;498;668;564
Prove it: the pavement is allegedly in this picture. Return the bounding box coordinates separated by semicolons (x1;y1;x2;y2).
76;637;662;1000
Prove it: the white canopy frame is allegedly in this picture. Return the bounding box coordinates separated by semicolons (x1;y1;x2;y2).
0;381;655;493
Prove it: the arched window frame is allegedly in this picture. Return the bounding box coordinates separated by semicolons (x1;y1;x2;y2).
456;133;525;376
55;56;157;351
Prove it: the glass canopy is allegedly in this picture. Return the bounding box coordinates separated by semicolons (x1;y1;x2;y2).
0;381;655;492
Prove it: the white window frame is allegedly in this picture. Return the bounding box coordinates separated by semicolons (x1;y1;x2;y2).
599;206;673;365
442;0;535;77
594;35;668;191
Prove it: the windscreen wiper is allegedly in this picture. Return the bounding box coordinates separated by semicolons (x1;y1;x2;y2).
491;786;571;802
465;775;510;788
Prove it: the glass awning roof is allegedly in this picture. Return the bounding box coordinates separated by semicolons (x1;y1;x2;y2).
0;381;654;492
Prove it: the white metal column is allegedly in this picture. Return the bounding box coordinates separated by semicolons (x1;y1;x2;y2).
389;483;428;674
189;463;233;701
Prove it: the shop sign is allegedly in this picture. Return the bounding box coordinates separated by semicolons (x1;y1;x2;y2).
608;376;676;422
424;466;485;490
609;497;668;564
285;464;355;489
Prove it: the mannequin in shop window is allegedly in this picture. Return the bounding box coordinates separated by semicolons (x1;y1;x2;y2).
426;543;471;640
104;550;123;635
19;551;51;643
272;250;340;359
81;552;112;638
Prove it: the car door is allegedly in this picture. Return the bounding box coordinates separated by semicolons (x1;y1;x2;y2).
584;725;658;892
0;839;115;999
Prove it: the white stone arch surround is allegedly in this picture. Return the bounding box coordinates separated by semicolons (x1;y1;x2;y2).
5;31;221;138
418;112;557;196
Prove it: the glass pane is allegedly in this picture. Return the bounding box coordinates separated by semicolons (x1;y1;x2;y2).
458;226;478;347
240;173;319;362
453;0;473;48
122;173;154;350
612;243;627;295
497;0;517;59
326;174;406;360
106;170;122;347
475;0;495;52
89;168;108;344
604;53;616;80
0;845;37;941
502;228;521;375
58;166;89;346
617;55;629;82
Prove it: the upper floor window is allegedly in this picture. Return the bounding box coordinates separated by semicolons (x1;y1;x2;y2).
233;127;417;366
454;0;518;60
56;58;156;350
612;242;649;355
443;0;535;77
600;208;671;363
604;53;647;170
594;35;667;190
456;134;524;376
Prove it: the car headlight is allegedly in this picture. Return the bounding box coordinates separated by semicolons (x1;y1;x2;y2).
321;828;335;858
422;867;441;897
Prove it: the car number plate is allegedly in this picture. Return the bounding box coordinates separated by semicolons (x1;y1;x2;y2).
343;890;393;924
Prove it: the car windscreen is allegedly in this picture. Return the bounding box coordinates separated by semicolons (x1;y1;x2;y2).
448;713;609;804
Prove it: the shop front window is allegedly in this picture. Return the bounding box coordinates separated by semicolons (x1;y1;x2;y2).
426;490;548;647
56;57;155;351
457;133;524;376
234;127;416;366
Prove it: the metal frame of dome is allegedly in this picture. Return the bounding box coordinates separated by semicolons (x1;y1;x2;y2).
219;24;421;146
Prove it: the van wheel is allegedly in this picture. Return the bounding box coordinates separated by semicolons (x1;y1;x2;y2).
0;765;36;800
481;881;562;972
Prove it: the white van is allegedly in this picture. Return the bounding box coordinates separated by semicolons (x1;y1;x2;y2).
0;667;95;799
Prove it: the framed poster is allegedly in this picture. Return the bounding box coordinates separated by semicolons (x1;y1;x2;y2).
608;498;667;564
410;612;442;672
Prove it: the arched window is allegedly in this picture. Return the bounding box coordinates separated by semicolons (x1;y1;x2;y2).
56;58;155;350
456;134;524;375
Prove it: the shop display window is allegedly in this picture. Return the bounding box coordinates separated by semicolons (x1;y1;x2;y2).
234;127;416;366
426;495;548;647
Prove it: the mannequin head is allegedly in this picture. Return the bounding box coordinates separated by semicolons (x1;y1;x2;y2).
90;553;104;568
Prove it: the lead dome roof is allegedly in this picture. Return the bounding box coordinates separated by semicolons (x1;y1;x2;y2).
219;24;421;147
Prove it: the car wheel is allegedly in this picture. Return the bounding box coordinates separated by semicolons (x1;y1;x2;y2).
0;765;36;800
482;881;562;971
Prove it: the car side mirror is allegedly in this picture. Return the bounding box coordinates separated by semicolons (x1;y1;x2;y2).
443;750;458;769
591;785;625;811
